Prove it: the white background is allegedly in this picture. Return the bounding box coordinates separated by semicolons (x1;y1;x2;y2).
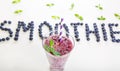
0;0;120;71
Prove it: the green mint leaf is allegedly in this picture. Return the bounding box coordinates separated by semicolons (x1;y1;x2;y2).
74;14;79;17
97;16;106;20
99;7;103;10
53;51;61;56
46;3;54;7
50;47;61;56
44;45;51;52
102;17;106;20
95;4;103;10
49;39;54;47
74;14;83;21
114;13;120;20
44;40;61;56
70;3;74;10
51;16;56;19
12;0;21;4
97;18;101;20
114;13;119;17
51;16;60;20
50;47;54;53
14;10;23;14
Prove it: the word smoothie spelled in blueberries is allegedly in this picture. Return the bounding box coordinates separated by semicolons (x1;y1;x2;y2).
0;20;120;43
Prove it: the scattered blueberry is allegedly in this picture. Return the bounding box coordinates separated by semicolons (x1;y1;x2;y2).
2;38;5;41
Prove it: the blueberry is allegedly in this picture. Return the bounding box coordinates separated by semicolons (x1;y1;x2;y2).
2;38;5;41
66;33;69;37
103;32;107;34
89;31;93;33
49;32;53;36
96;39;100;42
80;23;83;25
70;23;73;25
76;38;80;41
55;31;58;34
49;27;52;30
73;23;76;26
16;28;20;32
40;23;44;26
74;31;79;35
30;34;33;37
18;23;21;27
87;38;90;41
116;40;120;43
28;25;31;28
39;34;43;37
10;34;13;37
15;33;19;37
109;24;111;26
117;31;120;34
8;21;11;24
63;24;66;27
4;20;7;23
92;31;95;33
1;27;5;30
111;24;114;26
43;21;47;24
1;23;4;26
4;28;8;31
55;24;58;26
30;31;33;34
6;37;10;40
93;23;96;26
74;28;77;31
14;37;18;41
30;26;34;29
30;29;33;31
115;24;118;27
54;27;58;30
75;35;79;38
29;38;33;40
31;21;34;24
112;39;115;42
38;29;41;31
74;25;77;28
76;23;80;25
101;24;105;26
86;34;89;37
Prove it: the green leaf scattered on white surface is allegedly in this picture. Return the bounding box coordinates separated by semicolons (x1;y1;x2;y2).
14;10;23;14
74;13;83;21
12;0;21;4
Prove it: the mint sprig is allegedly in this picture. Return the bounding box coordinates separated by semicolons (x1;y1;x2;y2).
70;3;74;10
97;16;106;20
12;0;21;4
74;14;83;21
95;4;103;10
44;39;61;56
51;16;60;20
50;39;54;47
46;3;54;7
114;13;120;20
14;10;23;14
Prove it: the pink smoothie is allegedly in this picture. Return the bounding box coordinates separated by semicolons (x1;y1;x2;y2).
44;35;73;56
